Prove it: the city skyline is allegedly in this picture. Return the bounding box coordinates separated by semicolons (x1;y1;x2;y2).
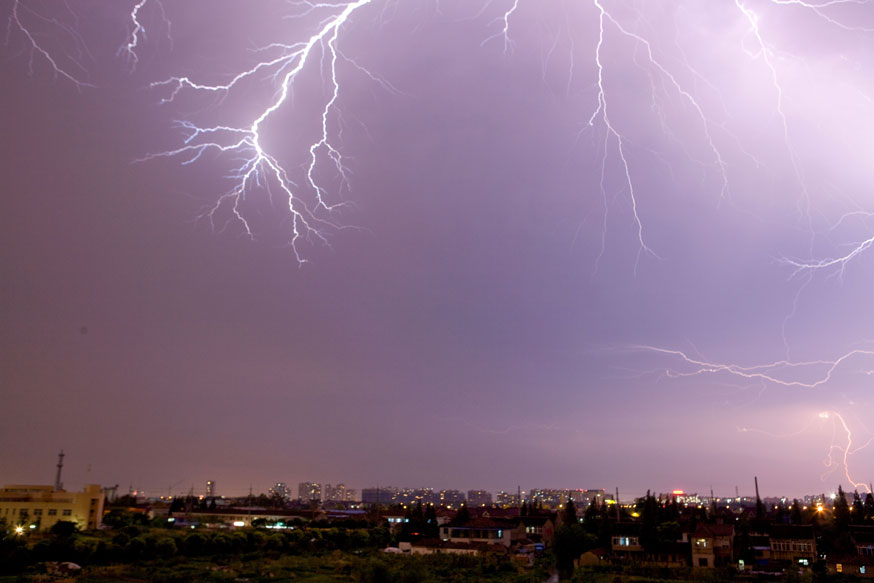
3;1;874;499
1;455;862;503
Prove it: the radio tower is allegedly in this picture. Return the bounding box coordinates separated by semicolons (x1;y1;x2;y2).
54;450;65;491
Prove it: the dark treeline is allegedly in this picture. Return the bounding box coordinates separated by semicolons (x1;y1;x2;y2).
0;511;389;576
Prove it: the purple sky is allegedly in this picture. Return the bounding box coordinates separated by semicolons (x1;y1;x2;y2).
3;0;874;500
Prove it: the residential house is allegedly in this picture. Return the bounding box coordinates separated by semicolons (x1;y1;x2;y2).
519;515;555;547
768;524;816;568
439;517;515;548
611;522;644;561
690;524;734;568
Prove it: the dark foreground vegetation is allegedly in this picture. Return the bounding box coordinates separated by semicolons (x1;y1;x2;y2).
0;521;853;583
3;489;872;583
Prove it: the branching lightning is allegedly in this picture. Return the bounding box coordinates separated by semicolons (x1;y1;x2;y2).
818;411;874;492
118;0;170;71
495;0;739;269
739;411;873;492
768;0;874;33
139;0;381;262
631;344;874;389
7;0;92;88
587;0;659;267
750;0;874;274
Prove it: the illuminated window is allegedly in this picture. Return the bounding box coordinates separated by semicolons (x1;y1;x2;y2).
837;564;843;573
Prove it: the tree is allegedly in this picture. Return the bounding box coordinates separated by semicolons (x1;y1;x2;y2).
454;504;470;525
775;501;787;524
50;521;79;538
834;486;850;533
411;501;425;532
638;490;659;552
584;497;599;524
424;504;438;538
852;491;865;524
554;523;592;580
563;498;577;526
791;499;803;524
102;509;135;529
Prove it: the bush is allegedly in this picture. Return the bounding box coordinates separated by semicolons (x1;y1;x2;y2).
49;520;79;537
183;532;207;556
155;536;177;558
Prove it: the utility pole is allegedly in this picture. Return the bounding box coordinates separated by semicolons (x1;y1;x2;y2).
615;487;620;521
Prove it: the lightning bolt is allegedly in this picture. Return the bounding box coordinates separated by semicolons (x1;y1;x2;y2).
819;411;874;493
631;344;874;389
481;0;520;54
494;0;737;271
734;0;814;227
746;0;874;273
118;0;170;71
6;0;92;88
739;411;872;494
140;0;380;263
588;0;658;268
782;230;874;278
768;0;874;33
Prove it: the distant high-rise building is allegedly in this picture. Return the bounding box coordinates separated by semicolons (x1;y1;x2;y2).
568;489;607;509
496;490;521;507
362;486;397;505
298;482;321;503
324;483;355;502
270;482;291;501
529;489;568;509
206;480;216;497
467;489;493;507
438;489;465;506
394;488;435;504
